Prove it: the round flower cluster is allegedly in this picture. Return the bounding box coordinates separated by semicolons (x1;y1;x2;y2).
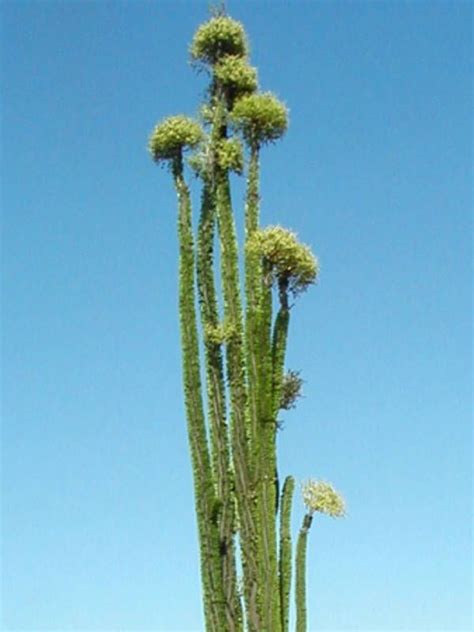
247;225;318;295
148;116;203;163
214;55;258;98
204;320;237;344
190;16;249;65
302;480;346;518
231;93;288;148
216;138;244;173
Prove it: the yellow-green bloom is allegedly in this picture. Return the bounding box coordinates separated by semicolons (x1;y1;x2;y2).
231;92;288;147
247;225;319;295
302;480;346;518
214;55;258;98
190;16;249;65
148;116;203;162
216;138;244;173
204;320;237;345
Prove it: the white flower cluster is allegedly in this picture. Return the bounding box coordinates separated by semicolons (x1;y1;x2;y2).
302;480;345;518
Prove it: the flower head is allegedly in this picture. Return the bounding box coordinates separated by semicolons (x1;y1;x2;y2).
216;138;244;173
190;16;249;66
247;225;319;296
214;55;258;99
231;92;288;148
302;480;346;518
148;116;203;163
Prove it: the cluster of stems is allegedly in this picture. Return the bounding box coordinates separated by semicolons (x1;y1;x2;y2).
149;12;343;632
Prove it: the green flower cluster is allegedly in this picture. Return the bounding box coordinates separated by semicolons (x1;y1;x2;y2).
231;93;288;147
190;16;249;65
148;116;203;162
247;225;319;295
216;138;244;173
214;55;258;97
302;481;346;518
204;320;237;344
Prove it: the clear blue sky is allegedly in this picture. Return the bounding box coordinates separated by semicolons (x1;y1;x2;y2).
1;1;471;630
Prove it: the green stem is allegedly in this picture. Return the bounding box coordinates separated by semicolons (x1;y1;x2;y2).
216;170;260;631
295;512;314;632
173;158;226;632
255;260;281;632
242;147;266;627
244;148;261;463
271;278;290;422
279;476;295;632
197;181;243;632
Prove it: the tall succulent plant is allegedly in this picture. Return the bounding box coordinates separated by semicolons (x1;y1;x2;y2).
148;12;345;632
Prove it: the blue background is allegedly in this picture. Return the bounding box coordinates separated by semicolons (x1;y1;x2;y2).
1;1;471;630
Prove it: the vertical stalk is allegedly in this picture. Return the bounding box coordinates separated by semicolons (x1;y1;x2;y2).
245;148;260;234
270;280;289;523
295;512;314;632
279;476;295;632
256;259;281;632
173;158;227;632
242;146;266;628
215;170;260;631
244;147;262;462
197;181;242;631
271;278;290;421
